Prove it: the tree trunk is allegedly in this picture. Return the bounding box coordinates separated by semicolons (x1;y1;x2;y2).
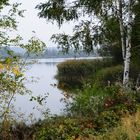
123;45;131;87
123;0;133;87
118;0;126;60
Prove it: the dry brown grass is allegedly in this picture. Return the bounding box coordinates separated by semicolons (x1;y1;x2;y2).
82;109;140;140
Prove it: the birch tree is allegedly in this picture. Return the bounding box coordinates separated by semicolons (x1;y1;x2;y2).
37;0;138;87
118;0;135;87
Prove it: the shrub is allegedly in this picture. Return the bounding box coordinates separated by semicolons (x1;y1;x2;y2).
33;109;140;139
95;64;140;87
65;84;107;118
95;65;123;86
65;85;137;133
129;63;140;84
36;116;94;140
94;109;140;140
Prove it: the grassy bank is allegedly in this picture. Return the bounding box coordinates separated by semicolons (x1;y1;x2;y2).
1;58;140;140
1;85;140;140
56;58;114;91
56;58;139;92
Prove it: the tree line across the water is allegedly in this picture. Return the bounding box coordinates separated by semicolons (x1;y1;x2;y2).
0;46;97;59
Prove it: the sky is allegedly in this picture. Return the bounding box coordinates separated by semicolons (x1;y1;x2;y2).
16;0;74;47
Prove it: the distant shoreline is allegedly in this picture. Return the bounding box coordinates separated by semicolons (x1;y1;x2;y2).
26;57;103;64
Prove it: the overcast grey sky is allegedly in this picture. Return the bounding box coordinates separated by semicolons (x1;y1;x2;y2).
17;0;74;47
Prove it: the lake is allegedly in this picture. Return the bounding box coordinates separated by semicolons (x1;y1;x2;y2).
15;57;101;121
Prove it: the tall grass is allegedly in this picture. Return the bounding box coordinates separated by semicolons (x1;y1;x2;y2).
94;109;140;140
56;58;139;92
56;58;114;91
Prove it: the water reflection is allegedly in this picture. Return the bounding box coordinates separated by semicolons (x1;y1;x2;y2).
15;61;66;120
15;57;99;120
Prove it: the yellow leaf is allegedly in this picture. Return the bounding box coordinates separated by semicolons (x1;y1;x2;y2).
5;64;10;71
0;63;4;70
12;66;21;76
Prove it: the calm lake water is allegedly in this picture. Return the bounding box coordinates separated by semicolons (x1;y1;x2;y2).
15;57;101;120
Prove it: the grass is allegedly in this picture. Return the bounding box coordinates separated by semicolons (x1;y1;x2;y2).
1;58;140;139
93;109;140;140
56;58;114;91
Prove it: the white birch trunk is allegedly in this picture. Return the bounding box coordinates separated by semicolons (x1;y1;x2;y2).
123;44;131;87
123;0;133;87
118;0;126;60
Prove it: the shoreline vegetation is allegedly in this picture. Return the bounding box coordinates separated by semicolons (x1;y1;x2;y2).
1;58;140;140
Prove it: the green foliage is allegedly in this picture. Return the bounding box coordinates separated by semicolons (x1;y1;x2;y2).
137;134;140;140
97;17;123;63
0;1;46;138
20;36;46;55
36;0;108;53
132;1;140;48
56;59;114;91
94;64;139;86
37;118;75;140
0;0;9;9
129;63;140;84
95;65;123;86
57;60;140;91
37;0;139;56
51;21;95;54
131;47;140;69
0;85;139;139
36;0;79;27
66;85;103;118
66;84;137;132
94;108;140;140
36;116;94;140
131;1;140;69
37;0;140;88
23;85;138;140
